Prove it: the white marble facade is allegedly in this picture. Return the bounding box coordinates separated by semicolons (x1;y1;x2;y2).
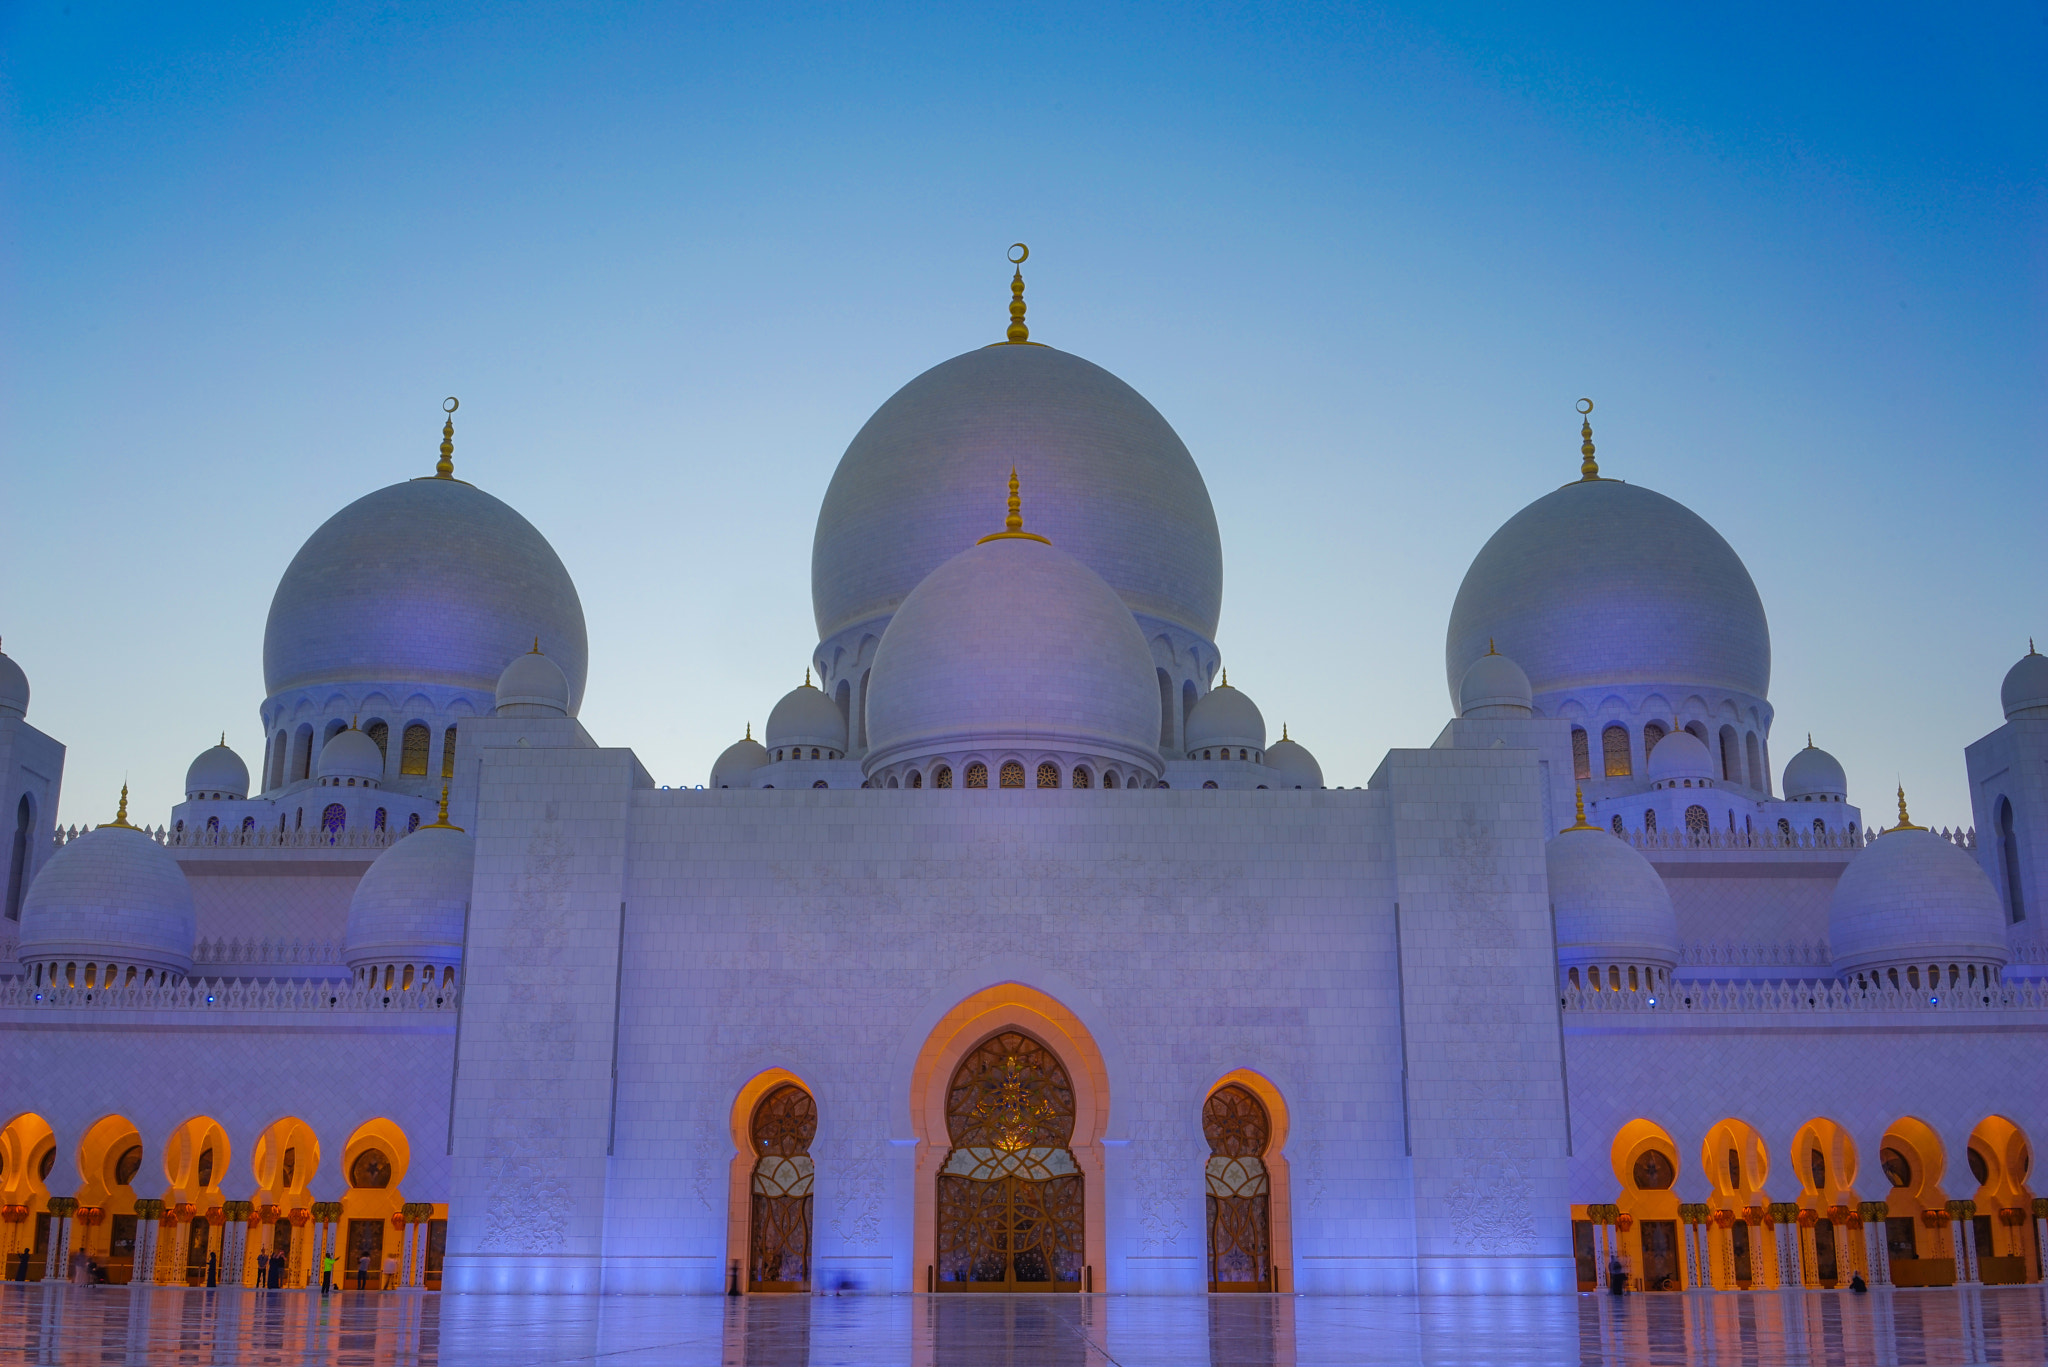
3;277;2046;1299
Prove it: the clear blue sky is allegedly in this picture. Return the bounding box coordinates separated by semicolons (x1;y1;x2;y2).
3;2;2042;829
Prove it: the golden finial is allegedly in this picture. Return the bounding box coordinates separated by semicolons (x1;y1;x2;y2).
744;722;753;741
1561;786;1600;833
1281;723;1289;741
105;784;134;829
530;637;542;654
803;669;814;688
1577;398;1599;481
1219;669;1232;689
421;782;462;831
976;467;1050;544
1807;733;1814;748
434;397;459;479
1487;638;1498;656
1889;784;1924;833
1003;243;1031;344
220;732;227;748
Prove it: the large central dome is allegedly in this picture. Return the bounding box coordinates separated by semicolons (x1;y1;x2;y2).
265;477;588;710
811;344;1223;645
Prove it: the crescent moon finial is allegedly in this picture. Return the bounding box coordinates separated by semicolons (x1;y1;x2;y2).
1009;243;1028;265
444;396;460;415
436;396;459;479
1577;397;1598;482
1004;244;1031;343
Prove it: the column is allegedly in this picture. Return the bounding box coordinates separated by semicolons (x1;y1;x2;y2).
1952;1204;1978;1284
44;1199;76;1281
1718;1217;1736;1290
1861;1206;1887;1287
2033;1204;2048;1285
130;1204;158;1287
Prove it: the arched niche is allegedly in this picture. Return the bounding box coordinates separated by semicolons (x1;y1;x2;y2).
161;1116;229;1203
1610;1118;1684;1291
1791;1117;1860;1209
1877;1116;1949;1267
1202;1070;1295;1293
907;983;1109;1292
251;1117;320;1205
1967;1116;2038;1281
722;1069;815;1293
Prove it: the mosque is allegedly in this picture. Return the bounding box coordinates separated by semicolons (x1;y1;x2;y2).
3;249;2046;1301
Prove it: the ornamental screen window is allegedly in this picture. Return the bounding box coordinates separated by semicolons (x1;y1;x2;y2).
1685;805;1709;835
1204;1085;1273;1291
1778;818;1792;838
374;808;387;831
908;771;923;789
935;1031;1083;1291
1814;818;1826;834
1602;725;1631;778
1611;815;1625;835
365;721;389;762
1036;763;1060;789
1000;762;1026;788
1642;721;1667;758
322;804;346;834
1071;768;1091;789
240;817;255;832
1571;728;1591;781
1633;1150;1675;1189
748;1084;816;1292
1644;810;1657;834
1102;772;1117;789
400;725;431;776
350;1148;392;1188
407;813;421;833
1726;1149;1742;1190
935;767;954;789
442;726;458;779
964;764;987;789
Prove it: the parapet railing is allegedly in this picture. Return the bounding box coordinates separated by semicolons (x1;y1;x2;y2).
192;938;346;968
1680;941;1832;969
1614;826;1975;853
1563;976;2041;1017
0;975;458;1014
51;825;407;851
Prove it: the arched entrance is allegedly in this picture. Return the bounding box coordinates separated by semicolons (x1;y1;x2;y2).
1966;1116;2037;1283
1609;1119;1684;1291
1790;1117;1861;1287
1701;1118;1771;1288
1203;1084;1272;1291
935;1030;1084;1291
1878;1117;1952;1285
747;1084;815;1292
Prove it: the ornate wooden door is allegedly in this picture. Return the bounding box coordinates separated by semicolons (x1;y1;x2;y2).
1204;1084;1272;1291
748;1084;816;1292
935;1031;1084;1291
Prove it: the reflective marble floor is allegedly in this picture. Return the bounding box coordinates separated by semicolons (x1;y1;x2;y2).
5;1283;2048;1365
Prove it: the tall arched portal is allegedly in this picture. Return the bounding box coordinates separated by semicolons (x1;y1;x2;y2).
1204;1084;1272;1291
935;1030;1084;1291
747;1084;815;1292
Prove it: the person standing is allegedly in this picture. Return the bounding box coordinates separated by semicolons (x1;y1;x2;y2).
356;1252;370;1292
320;1249;334;1294
381;1251;398;1290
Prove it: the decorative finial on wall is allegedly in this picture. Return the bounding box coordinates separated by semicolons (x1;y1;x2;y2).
976;467;1050;544
1577;398;1599;481
1005;244;1030;343
435;397;459;479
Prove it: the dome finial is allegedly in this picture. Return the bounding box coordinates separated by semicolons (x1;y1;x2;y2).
1487;638;1498;656
1889;783;1924;834
530;637;542;654
220;732;226;748
744;722;752;741
1576;398;1599;481
421;781;463;832
1220;668;1231;689
1807;733;1814;749
976;467;1051;545
1281;722;1289;741
1561;785;1600;832
107;784;133;829
1005;243;1030;344
435;397;459;479
803;668;814;688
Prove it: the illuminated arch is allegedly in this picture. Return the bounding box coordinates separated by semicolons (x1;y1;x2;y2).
1966;1116;2037;1280
1610;1119;1685;1291
1202;1070;1295;1292
721;1070;816;1293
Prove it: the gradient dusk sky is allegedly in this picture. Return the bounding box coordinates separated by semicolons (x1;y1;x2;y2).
3;3;2042;828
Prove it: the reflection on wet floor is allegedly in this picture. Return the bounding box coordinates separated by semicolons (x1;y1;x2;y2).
4;1282;2048;1364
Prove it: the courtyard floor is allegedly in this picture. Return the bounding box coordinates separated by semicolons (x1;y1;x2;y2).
3;1282;2047;1365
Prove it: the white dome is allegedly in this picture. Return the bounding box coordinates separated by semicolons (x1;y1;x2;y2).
2002;647;2048;721
184;743;250;799
1829;823;2009;980
1646;730;1714;782
1457;650;1533;718
1546;825;1679;970
495;645;571;718
1185;680;1265;754
1264;729;1323;789
863;530;1163;777
316;726;385;783
766;679;847;754
18;818;195;977
811;344;1223;646
1447;477;1770;706
1782;741;1847;800
344;823;474;970
0;644;26;717
264;475;587;711
710;732;770;788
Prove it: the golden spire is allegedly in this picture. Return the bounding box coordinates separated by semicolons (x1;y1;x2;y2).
421;782;463;832
976;467;1050;545
105;784;134;830
1004;243;1031;344
1889;784;1924;833
803;669;814;688
220;732;227;748
531;638;542;654
1577;398;1599;481
1220;669;1232;689
1807;733;1814;748
1561;786;1600;833
434;397;459;479
744;722;753;741
1487;638;1498;656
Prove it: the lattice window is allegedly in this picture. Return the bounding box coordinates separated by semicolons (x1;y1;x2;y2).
750;1084;816;1291
1000;762;1025;788
349;1148;391;1188
1036;762;1060;789
1602;725;1631;778
1685;804;1709;835
937;1032;1083;1289
322;804;346;834
1642;721;1666;758
1071;768;1091;789
1611;815;1624;835
964;763;987;788
1571;728;1591;781
908;771;923;789
1778;818;1792;838
1644;810;1657;834
365;720;389;762
1205;1084;1272;1290
935;767;954;789
406;813;420;833
442;726;459;778
400;724;431;776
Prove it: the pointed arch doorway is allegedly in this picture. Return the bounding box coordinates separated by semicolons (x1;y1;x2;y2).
935;1030;1084;1291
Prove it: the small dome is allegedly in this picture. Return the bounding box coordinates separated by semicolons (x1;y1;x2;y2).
19;812;195;977
344;822;474;970
1646;730;1714;782
1547;824;1679;971
766;676;847;754
1185;677;1265;754
1458;649;1533;718
710;730;771;788
184;742;250;800
0;642;26;717
316;726;385;783
495;644;571;718
1829;818;2008;980
1264;727;1323;789
864;526;1162;777
2002;646;2048;721
1782;740;1847;801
